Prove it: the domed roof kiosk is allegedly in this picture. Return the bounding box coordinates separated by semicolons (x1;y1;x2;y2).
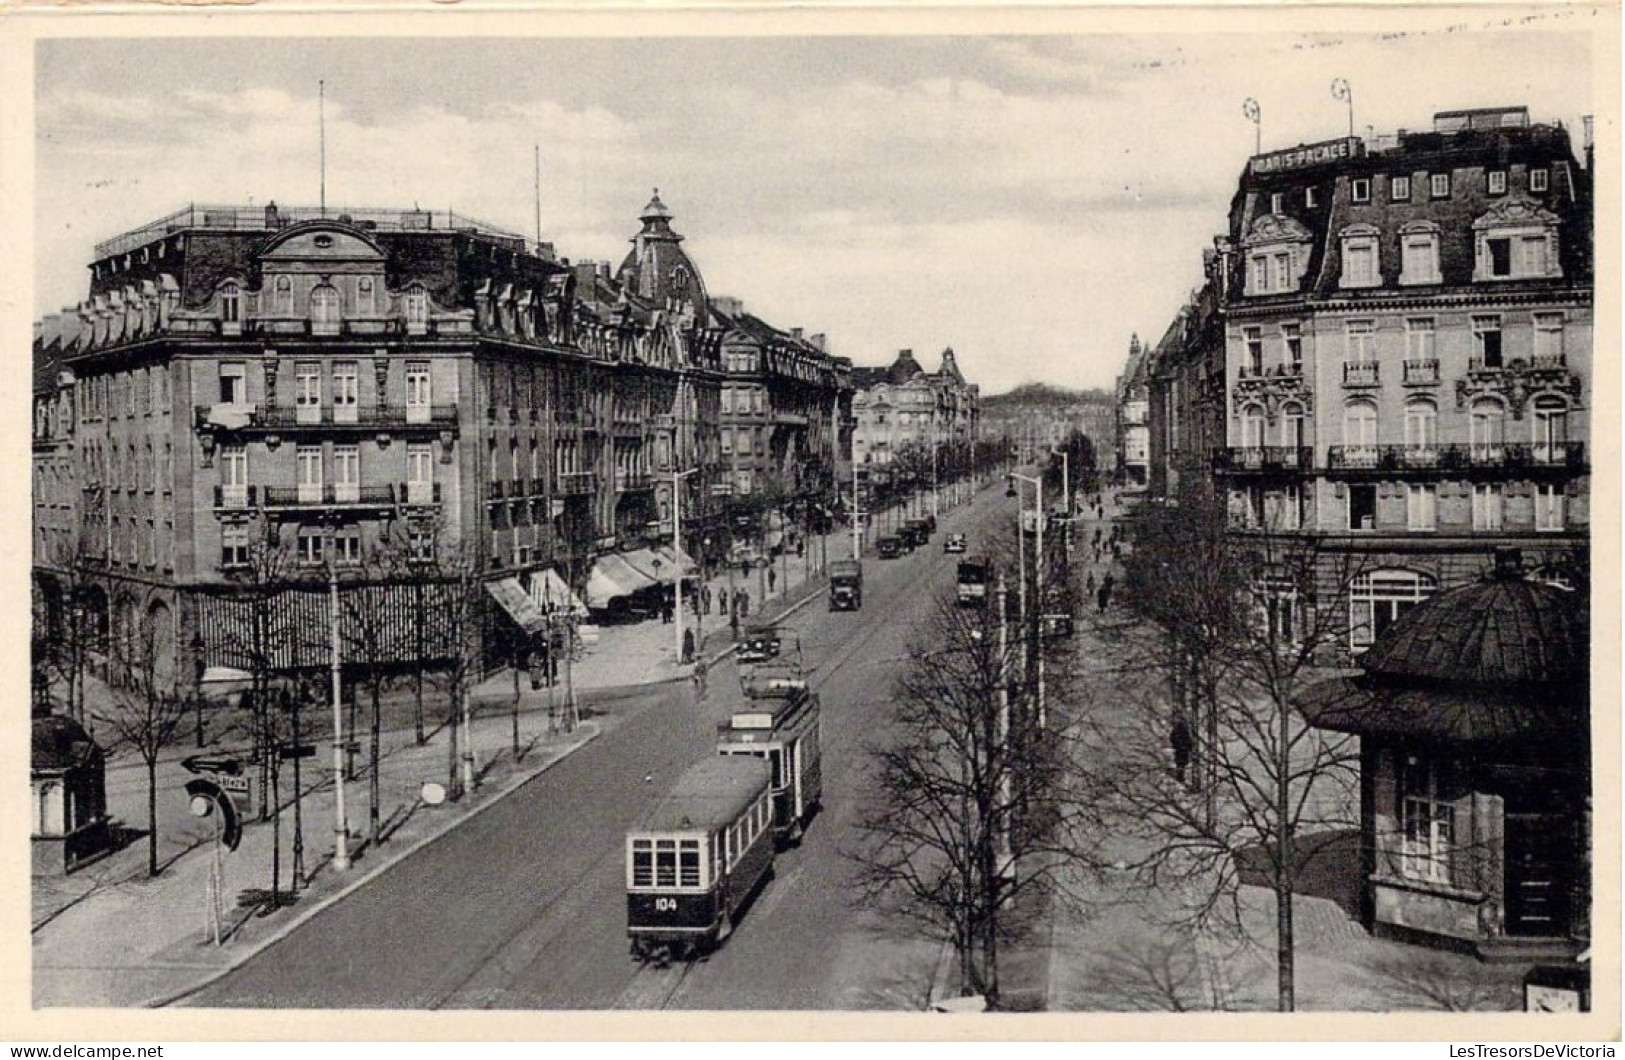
1298;549;1589;963
31;709;111;876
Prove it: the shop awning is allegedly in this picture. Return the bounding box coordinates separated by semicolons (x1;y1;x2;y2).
620;548;671;585
654;545;699;581
486;577;548;636
586;553;657;609
528;568;588;618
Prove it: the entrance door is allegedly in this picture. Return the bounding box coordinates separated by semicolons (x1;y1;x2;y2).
1503;810;1574;938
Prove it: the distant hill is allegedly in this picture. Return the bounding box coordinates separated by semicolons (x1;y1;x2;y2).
981;383;1114;410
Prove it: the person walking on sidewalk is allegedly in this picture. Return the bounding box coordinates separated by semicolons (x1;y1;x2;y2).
700;583;712;616
767;566;777;595
1170;715;1194;786
661;594;674;624
738;588;751;618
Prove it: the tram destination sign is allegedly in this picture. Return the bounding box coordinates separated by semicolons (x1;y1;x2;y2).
1249;137;1362;174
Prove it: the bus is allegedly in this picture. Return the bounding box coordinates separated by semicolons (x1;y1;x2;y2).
956;555;993;607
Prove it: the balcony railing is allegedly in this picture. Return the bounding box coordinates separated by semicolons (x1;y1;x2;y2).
1342;362;1380;387
557;471;598;496
1326;442;1587;474
1402;359;1440;385
400;481;441;506
198;403;459;432
616;471;654;491
213;484;256;509
1212;446;1313;473
261;483;395;508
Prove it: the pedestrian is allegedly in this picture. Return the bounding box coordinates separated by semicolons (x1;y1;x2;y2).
739;588;751;618
1170;716;1194;785
767;566;777;594
1086;571;1096;595
1096;585;1110;613
661;594;673;624
717;586;729;616
701;583;712;616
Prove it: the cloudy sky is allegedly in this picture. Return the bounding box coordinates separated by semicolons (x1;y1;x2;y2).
32;9;1603;394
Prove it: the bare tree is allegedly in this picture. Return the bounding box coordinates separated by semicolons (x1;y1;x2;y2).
92;609;192;878
849;558;1090;1008
34;513;108;726
1091;486;1366;1011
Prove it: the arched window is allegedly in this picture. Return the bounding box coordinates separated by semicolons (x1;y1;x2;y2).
310;285;341;336
219;283;241;327
1342;399;1378;465
1404;398;1437;450
1279;402;1306;451
1349;568;1438;650
1399;221;1442;285
1339;223;1382;289
1469;398;1505;459
1240;404;1267;449
405;286;429;335
1531;396;1569;463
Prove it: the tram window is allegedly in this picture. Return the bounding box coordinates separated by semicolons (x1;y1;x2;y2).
679;841;701;886
655;839;678;887
631;839;654;887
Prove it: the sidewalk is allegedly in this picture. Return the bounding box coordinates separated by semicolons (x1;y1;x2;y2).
31;529;844;1009
931;485;1523;1013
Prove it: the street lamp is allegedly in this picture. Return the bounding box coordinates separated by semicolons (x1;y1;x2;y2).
672;467;700;665
1007;471;1046;729
1051;446;1070;520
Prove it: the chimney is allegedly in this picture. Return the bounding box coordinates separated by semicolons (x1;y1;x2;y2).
809;333;826;351
264;201;280;228
791;327;803;340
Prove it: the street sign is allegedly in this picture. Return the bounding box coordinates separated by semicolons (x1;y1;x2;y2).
278;743;317;760
184;778;243;851
181;754;244;777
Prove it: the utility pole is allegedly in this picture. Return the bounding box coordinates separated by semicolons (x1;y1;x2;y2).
851;458;861;560
673;467;698;663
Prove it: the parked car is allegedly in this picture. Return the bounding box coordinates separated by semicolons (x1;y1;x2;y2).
944;532;968;554
877;536;903;559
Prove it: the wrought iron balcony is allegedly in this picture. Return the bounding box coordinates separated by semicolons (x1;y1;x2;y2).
557;471;598;496
197;403;459;433
399;481;441;507
213;484;257;510
1326;442;1588;475
260;483;395;509
1342;362;1380;387
615;471;655;491
1212;446;1312;474
1402;359;1440;385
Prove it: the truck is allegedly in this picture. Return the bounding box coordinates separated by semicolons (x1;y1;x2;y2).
828;559;864;611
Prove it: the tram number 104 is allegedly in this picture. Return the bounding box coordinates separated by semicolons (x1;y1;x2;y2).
654;897;680;912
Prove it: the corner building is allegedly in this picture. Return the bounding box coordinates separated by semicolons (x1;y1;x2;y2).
1211;107;1592;654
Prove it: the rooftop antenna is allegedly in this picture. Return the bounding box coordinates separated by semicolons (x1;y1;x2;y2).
1243;97;1262;156
319;80;327;217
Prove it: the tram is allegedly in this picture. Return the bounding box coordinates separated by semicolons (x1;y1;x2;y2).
717;667;823;846
626;755;775;963
956;555;993;606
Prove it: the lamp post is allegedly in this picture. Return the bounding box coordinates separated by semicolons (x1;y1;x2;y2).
327;561;349;872
850;458;861;560
932;442;940;519
672;467;699;664
1008;471;1046;729
1051;446;1070;521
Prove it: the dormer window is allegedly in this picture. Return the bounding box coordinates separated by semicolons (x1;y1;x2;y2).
1339;224;1381;289
1399;221;1442;286
1391;176;1411;202
405;286;429;335
1430;172;1451;199
1529;167;1549;193
220;283;242;332
1242;213;1312;297
310;284;341;336
1305;187;1319;208
1351;178;1371;203
1488;170;1508;195
1473;198;1562;281
1270;192;1284;214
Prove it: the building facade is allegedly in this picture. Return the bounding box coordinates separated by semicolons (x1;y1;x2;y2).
31;194;847;679
850;347;979;468
1204;106;1592;655
1145;274;1226;507
1114;334;1151;488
